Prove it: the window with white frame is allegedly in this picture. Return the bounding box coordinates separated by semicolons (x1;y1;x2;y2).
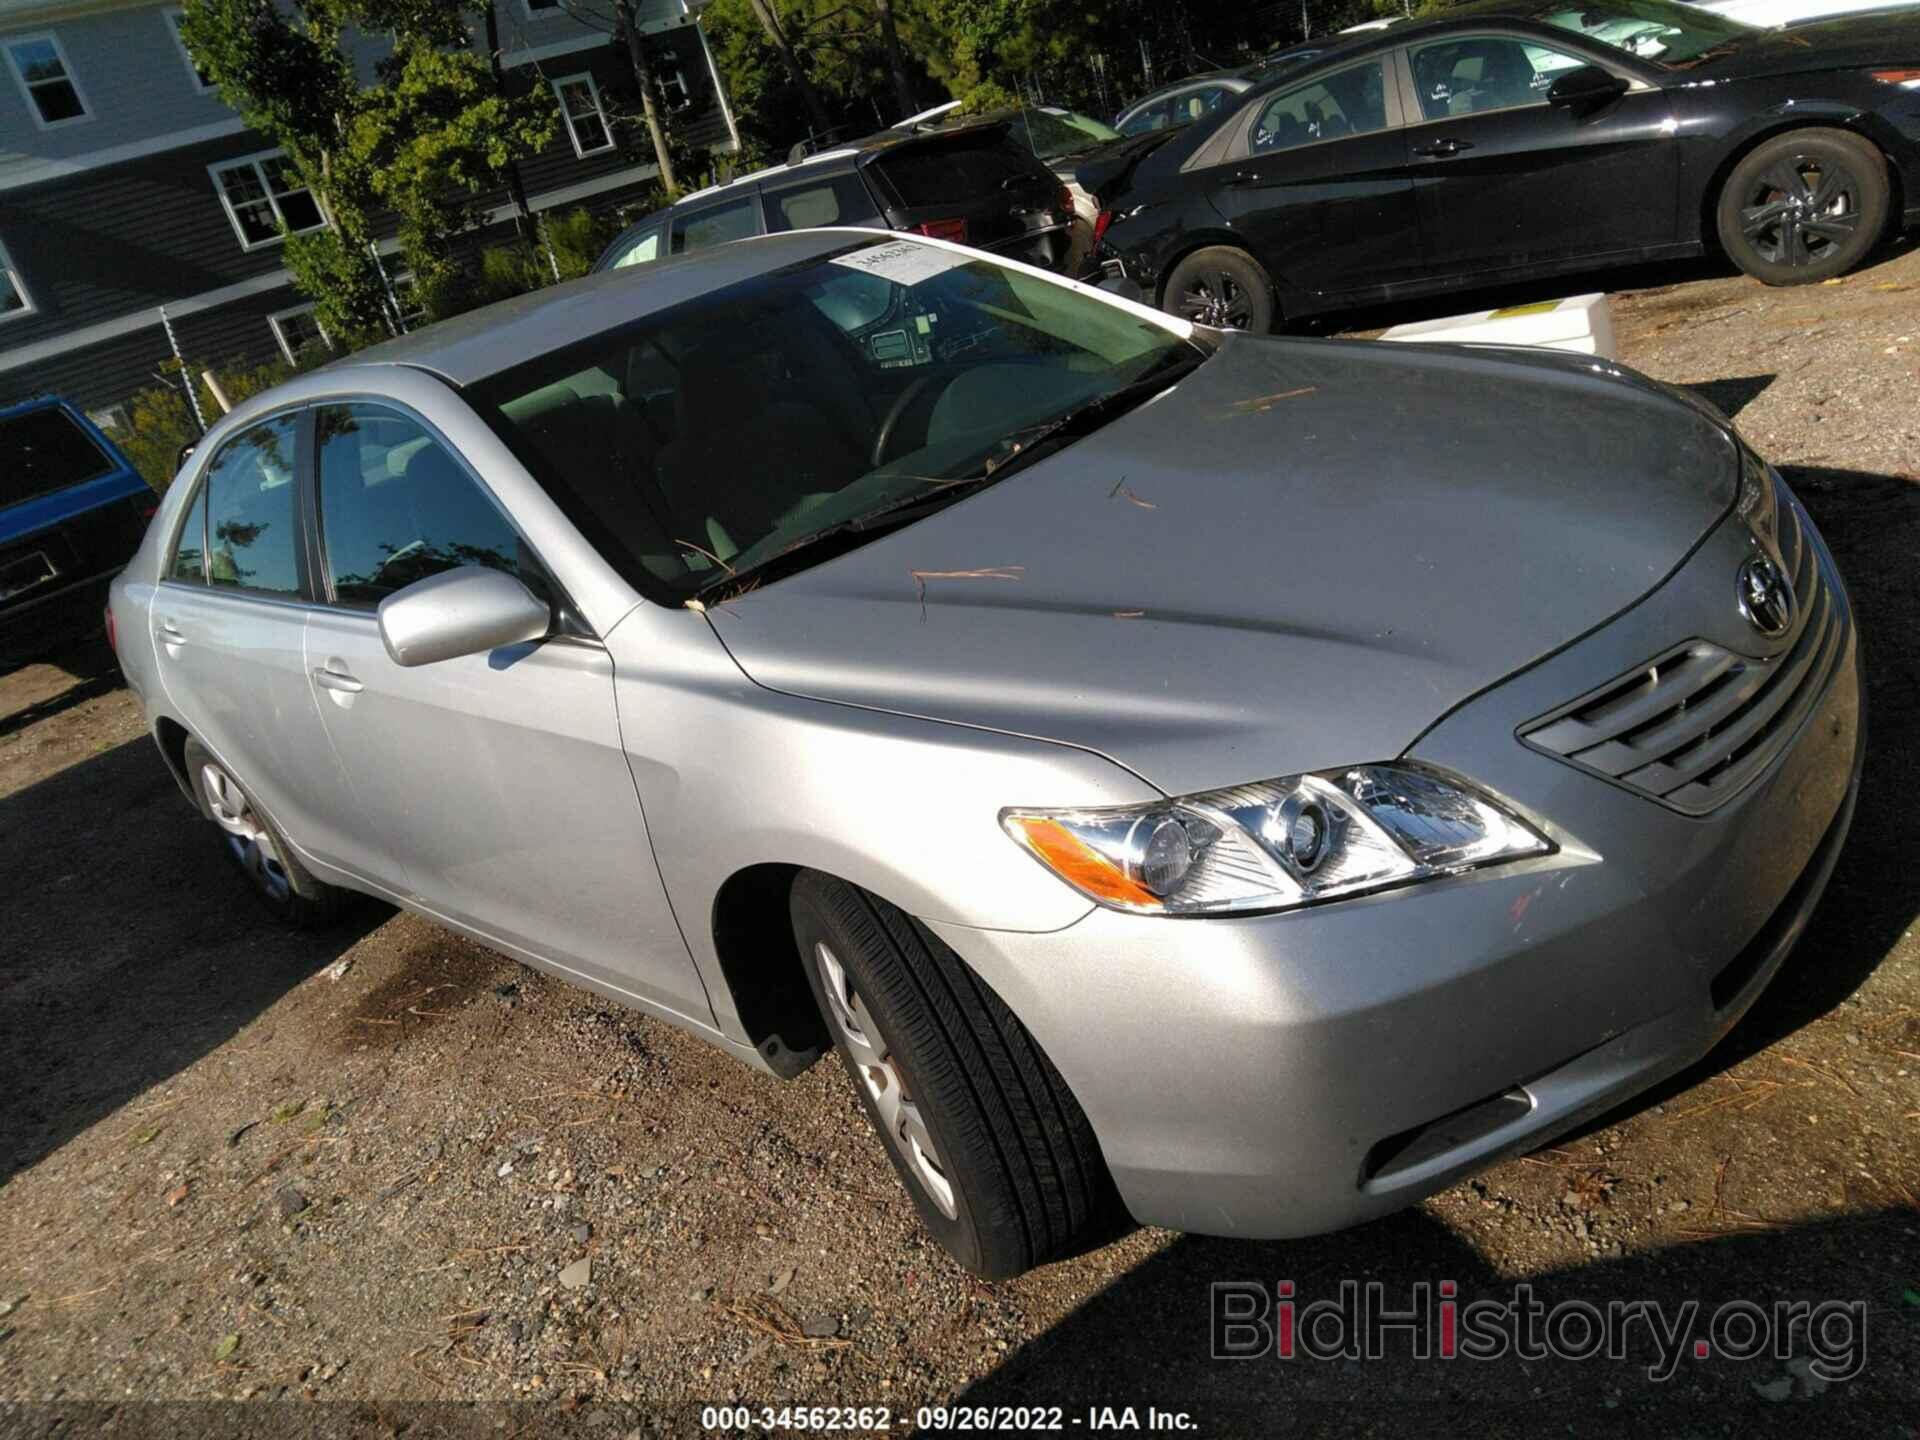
211;151;327;250
654;46;691;111
521;0;562;15
553;73;613;157
269;304;332;365
166;9;216;91
0;238;32;322
389;270;428;328
5;33;90;127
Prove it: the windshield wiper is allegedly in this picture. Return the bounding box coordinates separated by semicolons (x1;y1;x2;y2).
694;351;1207;602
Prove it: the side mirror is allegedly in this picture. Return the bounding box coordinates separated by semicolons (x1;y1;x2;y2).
1547;65;1629;111
377;566;551;668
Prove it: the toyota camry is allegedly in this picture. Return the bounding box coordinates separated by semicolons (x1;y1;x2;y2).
108;231;1861;1278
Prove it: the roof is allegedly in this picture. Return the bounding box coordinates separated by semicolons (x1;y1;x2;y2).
334;229;862;387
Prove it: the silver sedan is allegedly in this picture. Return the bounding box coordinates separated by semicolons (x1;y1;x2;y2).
109;230;1862;1278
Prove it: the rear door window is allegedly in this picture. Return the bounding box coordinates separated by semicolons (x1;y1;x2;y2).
670;195;761;254
763;173;881;232
1250;61;1393;153
314;403;550;609
0;406;115;509
204;414;302;597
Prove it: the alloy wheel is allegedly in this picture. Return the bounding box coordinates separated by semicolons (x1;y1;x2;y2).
1739;156;1861;268
200;761;291;903
1177;269;1255;329
814;940;959;1218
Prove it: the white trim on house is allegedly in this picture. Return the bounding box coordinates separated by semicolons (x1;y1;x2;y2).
0;236;35;324
0;117;249;192
267;302;332;364
0;160;663;374
551;71;615;158
697;19;741;153
164;6;217;92
3;29;92;130
208;148;331;251
497;32;606;69
0;267;295;374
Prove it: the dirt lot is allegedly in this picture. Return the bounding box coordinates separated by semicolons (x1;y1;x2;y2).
2;243;1918;1440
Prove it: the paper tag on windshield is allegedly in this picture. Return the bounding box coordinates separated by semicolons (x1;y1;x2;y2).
830;239;968;287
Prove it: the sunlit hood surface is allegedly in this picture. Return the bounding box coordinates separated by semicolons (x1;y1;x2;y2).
710;334;1738;796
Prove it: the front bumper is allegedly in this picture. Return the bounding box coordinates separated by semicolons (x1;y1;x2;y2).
930;499;1863;1238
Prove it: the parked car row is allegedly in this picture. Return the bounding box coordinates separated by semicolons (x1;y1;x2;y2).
594;0;1918;336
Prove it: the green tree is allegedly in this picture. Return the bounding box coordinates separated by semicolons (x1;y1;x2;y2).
178;0;392;343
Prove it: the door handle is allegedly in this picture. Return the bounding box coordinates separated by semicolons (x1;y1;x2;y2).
157;619;186;653
1413;138;1473;158
313;665;363;694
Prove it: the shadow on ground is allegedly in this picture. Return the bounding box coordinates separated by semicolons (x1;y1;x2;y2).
0;721;385;1187
959;1208;1918;1434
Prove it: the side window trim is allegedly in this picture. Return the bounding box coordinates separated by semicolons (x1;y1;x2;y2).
308;395;590;636
162;472;211;586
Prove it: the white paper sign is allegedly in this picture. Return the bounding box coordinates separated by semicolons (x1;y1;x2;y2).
828;238;968;287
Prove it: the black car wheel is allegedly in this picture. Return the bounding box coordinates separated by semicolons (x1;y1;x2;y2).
791;870;1121;1279
184;737;345;928
1715;128;1888;286
1163;247;1276;333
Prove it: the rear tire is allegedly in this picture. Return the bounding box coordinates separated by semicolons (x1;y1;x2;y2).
184;737;345;929
1715;128;1888;286
1162;247;1277;333
791;871;1120;1279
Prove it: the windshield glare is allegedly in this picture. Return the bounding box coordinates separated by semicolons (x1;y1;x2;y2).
1538;0;1753;64
470;241;1201;600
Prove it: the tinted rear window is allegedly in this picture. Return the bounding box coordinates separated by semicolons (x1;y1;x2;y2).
871;134;1046;208
0;407;116;509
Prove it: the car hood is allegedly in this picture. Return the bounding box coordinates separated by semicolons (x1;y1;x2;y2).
711;335;1738;796
1678;9;1920;79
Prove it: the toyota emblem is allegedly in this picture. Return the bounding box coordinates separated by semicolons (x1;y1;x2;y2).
1737;554;1794;639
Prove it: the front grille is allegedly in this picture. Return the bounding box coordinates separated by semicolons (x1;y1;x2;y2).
1520;497;1846;815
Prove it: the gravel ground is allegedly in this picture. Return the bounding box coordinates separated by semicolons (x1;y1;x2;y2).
2;243;1918;1440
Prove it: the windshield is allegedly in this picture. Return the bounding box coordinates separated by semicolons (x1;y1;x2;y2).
1012;108;1121;160
469;238;1203;602
1537;0;1754;64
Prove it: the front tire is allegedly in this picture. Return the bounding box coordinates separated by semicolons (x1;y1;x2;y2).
791;871;1120;1279
1162;247;1277;333
184;737;344;928
1715;128;1889;286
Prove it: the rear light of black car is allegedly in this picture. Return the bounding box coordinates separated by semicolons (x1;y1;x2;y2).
1058;185;1073;217
104;602;117;654
913;218;969;243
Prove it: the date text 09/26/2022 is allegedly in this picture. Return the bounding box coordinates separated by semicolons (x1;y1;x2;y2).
699;1405;1198;1432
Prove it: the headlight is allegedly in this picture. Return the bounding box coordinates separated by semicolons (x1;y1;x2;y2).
1001;765;1551;916
1736;444;1779;552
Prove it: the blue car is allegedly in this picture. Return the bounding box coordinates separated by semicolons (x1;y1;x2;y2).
1;395;153;662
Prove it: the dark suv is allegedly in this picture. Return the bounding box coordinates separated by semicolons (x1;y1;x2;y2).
594;121;1076;274
1;394;153;662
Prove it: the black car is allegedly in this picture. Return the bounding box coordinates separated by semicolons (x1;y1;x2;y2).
1084;0;1920;332
1;395;153;663
594;121;1075;275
